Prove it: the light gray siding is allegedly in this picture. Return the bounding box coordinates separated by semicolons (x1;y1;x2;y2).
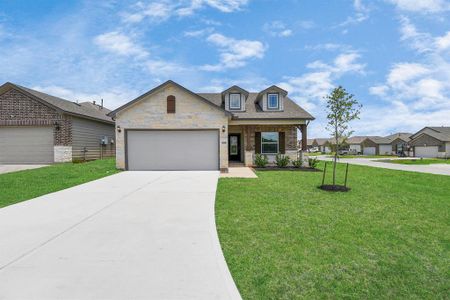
71;117;115;161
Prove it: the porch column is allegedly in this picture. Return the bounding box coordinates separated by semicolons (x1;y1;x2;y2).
300;124;307;151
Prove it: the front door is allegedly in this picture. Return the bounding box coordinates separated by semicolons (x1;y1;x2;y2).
228;134;241;161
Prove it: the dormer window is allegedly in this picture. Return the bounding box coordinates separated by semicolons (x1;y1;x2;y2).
267;93;279;110
229;93;241;110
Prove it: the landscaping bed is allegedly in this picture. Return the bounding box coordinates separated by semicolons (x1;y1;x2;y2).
0;158;120;208
216;162;449;299
254;166;320;172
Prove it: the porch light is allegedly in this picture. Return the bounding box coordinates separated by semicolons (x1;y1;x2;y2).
117;125;122;133
222;125;226;133
53;121;60;131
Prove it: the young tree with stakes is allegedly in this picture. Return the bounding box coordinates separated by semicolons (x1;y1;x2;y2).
325;86;361;187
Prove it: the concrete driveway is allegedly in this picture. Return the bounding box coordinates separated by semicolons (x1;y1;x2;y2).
0;164;48;175
0;171;241;300
317;156;450;176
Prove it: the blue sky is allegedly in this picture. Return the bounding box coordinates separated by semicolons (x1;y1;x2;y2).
0;0;449;137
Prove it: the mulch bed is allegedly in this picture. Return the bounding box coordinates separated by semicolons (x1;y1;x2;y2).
318;184;351;192
254;167;321;172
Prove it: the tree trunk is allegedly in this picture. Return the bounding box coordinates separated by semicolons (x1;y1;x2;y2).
333;123;338;186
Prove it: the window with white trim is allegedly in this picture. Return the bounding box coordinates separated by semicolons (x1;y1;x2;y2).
267;93;279;110
261;132;279;154
229;93;241;110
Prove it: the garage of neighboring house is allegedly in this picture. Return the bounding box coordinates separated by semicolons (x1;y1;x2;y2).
0;82;115;164
0;127;54;164
126;130;219;171
361;138;377;155
409;127;450;158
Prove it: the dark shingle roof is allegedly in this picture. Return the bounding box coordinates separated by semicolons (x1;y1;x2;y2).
1;83;113;123
198;92;314;120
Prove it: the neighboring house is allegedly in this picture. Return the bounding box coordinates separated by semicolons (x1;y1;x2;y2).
299;139;316;151
361;136;392;155
108;80;314;171
346;136;371;154
0;82;115;164
385;132;412;156
409;127;450;158
360;132;413;156
314;138;332;153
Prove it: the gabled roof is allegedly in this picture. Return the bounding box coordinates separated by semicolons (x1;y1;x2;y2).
347;136;375;144
221;85;249;97
258;85;287;96
108;80;232;118
385;132;412;142
0;82;113;123
363;136;392;144
198;92;314;120
410;126;450;142
314;138;331;146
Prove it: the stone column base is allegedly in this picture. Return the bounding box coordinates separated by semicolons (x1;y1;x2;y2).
54;146;72;162
244;150;254;166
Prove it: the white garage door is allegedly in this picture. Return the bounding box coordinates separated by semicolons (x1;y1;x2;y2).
363;147;376;155
127;130;219;171
415;146;439;158
0;127;54;164
379;145;392;155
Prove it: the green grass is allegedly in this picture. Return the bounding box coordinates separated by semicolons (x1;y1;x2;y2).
386;158;450;165
0;159;120;208
216;163;450;299
327;154;396;159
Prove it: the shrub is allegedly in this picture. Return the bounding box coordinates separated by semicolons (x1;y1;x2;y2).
275;154;290;168
308;157;319;168
292;158;303;168
254;154;269;168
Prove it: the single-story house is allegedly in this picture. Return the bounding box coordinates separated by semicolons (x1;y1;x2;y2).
0;82;115;164
314;138;332;153
299;139;316;151
361;136;392;155
385;132;412;156
409;127;450;158
346;136;371;154
108;80;314;171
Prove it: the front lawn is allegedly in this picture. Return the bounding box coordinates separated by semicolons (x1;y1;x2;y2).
216;163;449;299
328;154;395;159
0;159;120;208
386;158;450;165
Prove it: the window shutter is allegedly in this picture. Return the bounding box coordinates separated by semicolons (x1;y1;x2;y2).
255;132;261;154
167;95;176;113
279;131;286;154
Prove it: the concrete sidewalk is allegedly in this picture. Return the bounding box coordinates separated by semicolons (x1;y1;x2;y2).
317;156;450;176
0;171;241;300
0;164;48;174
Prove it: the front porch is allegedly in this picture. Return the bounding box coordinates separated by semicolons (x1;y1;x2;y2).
227;124;308;167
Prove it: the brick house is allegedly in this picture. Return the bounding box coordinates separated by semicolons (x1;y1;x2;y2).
0;82;115;164
108;80;314;171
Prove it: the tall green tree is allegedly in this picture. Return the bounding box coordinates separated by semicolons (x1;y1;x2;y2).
325;86;362;186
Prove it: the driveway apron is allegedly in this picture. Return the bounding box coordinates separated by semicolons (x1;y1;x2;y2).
0;171;241;300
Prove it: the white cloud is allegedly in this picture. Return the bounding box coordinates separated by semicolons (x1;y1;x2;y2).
263;21;293;37
338;0;370;27
201;33;265;71
435;31;450;51
184;27;214;37
94;31;148;57
31;85;137;110
278;51;366;136
122;1;173;23
122;0;250;23
367;19;450;135
304;43;352;51
387;0;450;13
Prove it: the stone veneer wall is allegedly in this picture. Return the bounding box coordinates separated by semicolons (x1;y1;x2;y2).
115;83;229;170
0;88;73;162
